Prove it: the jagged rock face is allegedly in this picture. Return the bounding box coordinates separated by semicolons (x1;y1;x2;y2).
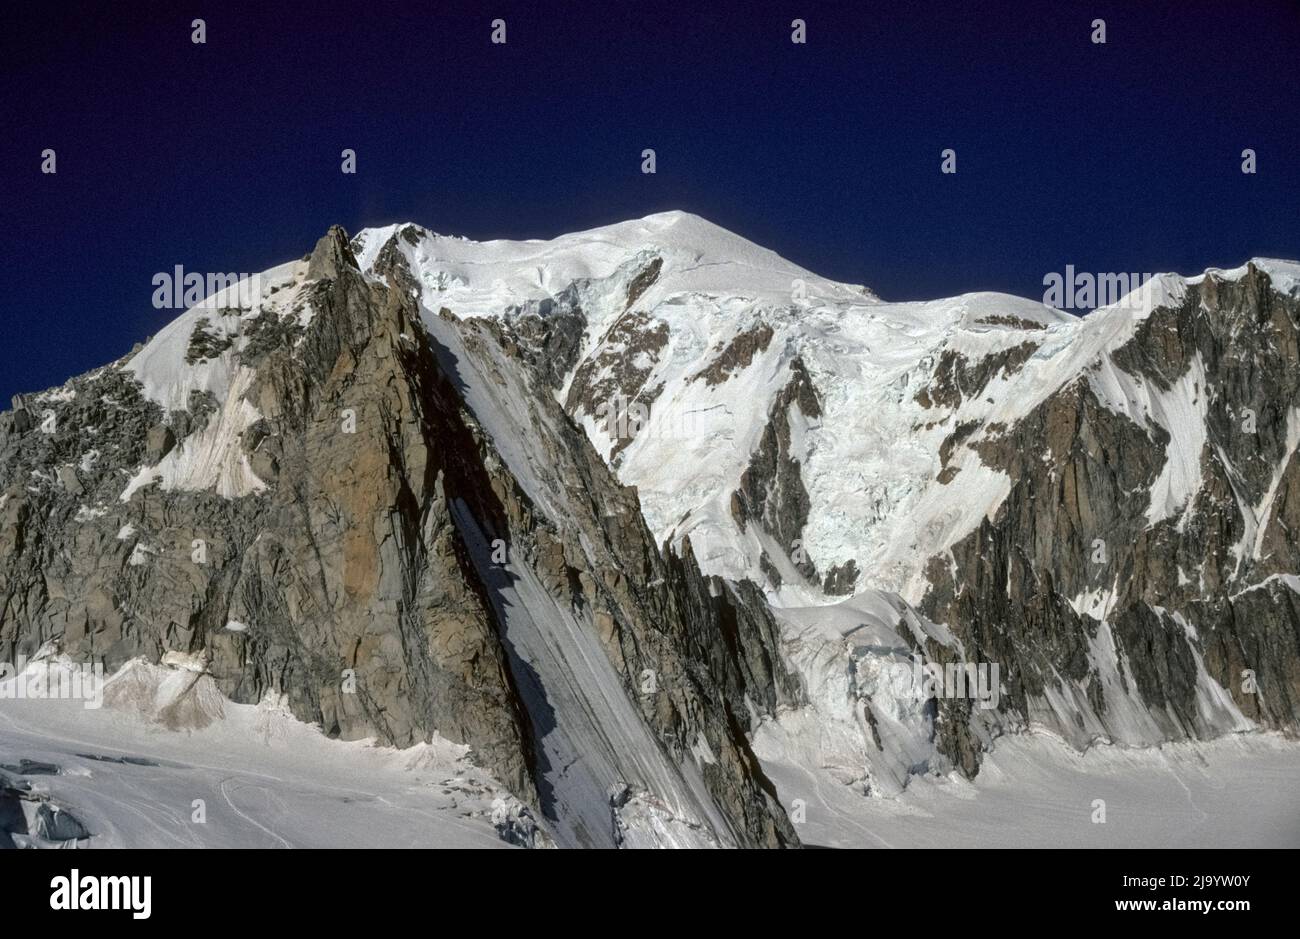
4;210;1299;837
921;265;1300;769
0;224;800;848
1;228;541;804
914;342;1039;411
691;322;775;387
732;358;822;587
359;213;1294;791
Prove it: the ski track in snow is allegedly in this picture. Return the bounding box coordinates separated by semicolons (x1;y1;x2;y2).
219;777;293;849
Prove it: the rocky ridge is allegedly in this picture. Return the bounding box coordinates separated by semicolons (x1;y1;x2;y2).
4;213;1299;840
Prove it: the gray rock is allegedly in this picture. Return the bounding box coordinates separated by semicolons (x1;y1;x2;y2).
0;225;801;848
32;802;90;842
56;465;82;495
918;264;1300;771
145;424;176;464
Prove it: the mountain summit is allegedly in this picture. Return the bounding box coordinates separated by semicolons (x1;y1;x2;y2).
2;214;1299;846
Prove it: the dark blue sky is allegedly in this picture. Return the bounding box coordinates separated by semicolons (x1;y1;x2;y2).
3;0;1298;402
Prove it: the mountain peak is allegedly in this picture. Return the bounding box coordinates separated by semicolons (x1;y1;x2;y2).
5;210;1300;850
306;225;359;281
349;213;877;323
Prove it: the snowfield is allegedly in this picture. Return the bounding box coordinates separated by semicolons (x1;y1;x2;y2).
6;656;1296;848
758;730;1300;849
0;656;523;849
7;655;1296;849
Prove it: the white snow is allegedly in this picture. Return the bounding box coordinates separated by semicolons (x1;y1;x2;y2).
116;259;311;502
352;211;875;324
1189;257;1300;298
0;656;519;849
1231;572;1300;600
750;593;974;799
127;543;155;566
1139;355;1208;528
751;595;1295;848
1230;406;1300;571
126;261;300;413
761;730;1300;848
1070;584;1116;622
33;386;77;404
449;499;732;848
73;505;108;523
120;365;266;501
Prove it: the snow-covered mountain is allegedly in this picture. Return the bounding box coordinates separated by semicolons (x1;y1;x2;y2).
355;213;1300;603
3;211;1299;847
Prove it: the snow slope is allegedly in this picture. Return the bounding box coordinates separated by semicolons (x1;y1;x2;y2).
0;656;523;849
348;215;1299;805
451;501;726;849
94;214;1300;846
351;211;876;322
119;260;308;501
349;212;1298;612
757;729;1300;849
423;306;740;848
121;211;1299;614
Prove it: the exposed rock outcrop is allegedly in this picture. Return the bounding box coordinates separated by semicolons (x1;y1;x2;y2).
0;224;801;848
